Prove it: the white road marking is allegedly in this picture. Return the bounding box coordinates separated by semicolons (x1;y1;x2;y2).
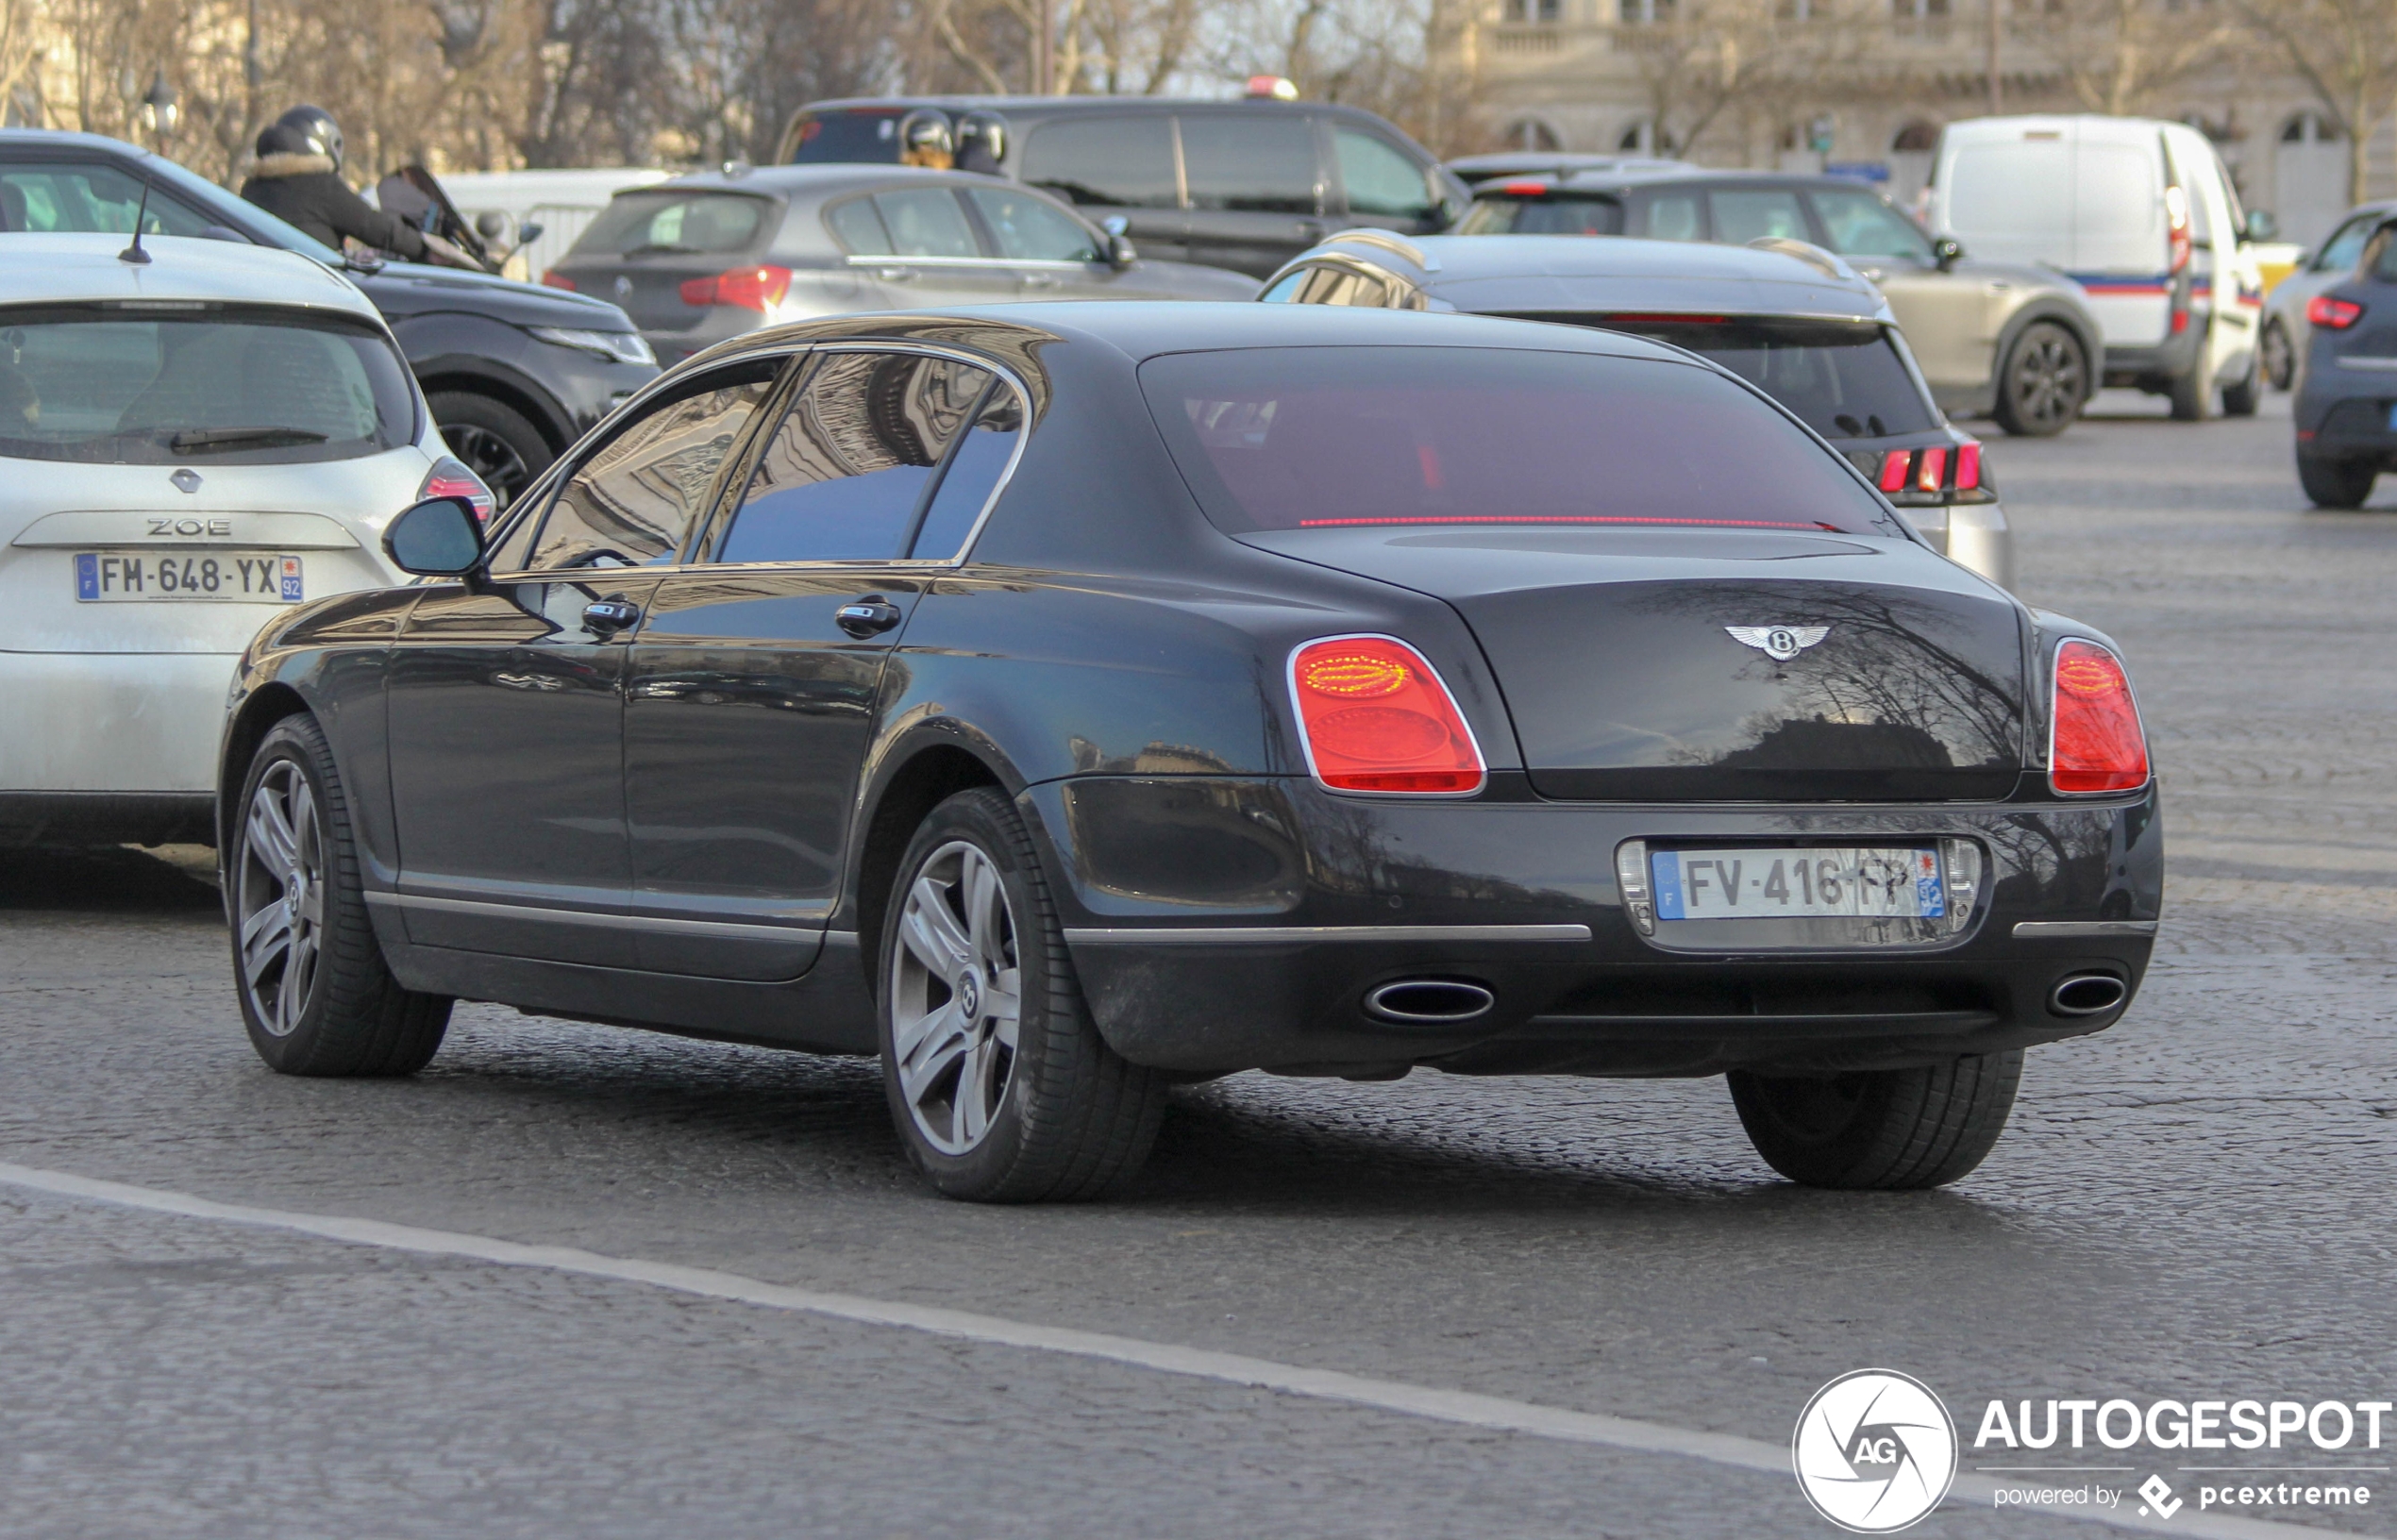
0;1161;2356;1540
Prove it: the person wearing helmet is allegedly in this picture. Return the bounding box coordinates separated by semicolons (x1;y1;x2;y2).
239;107;473;267
956;111;1007;176
897;110;954;171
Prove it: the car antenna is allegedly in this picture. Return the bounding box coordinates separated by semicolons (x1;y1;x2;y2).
118;182;154;265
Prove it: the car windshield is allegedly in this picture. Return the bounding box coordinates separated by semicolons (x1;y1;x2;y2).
1537;316;1938;440
1457;193;1624;236
785;109;907;164
1141;345;1901;537
572;191;770;258
0;305;416;464
133;153;346;267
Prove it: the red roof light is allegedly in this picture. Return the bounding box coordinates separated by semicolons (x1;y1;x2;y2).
1497;180;1551;196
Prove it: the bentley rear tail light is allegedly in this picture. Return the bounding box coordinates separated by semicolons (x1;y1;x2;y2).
1289;636;1485;795
2050;639;2148;794
2308;294;2365;330
680;264;794;310
418;456;496;523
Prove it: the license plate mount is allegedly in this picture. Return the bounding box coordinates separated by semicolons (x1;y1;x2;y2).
74;552;303;603
1615;839;1984;952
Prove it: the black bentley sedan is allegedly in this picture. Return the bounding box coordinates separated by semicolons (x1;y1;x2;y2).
217;303;2160;1202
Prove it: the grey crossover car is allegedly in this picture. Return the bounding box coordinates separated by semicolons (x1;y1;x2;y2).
1460;170;2104;438
2292;214;2397;506
1264;230;2013;587
2262;202;2396;391
544;163;1259;365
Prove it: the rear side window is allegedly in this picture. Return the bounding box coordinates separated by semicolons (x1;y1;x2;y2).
2315;214;2378;273
717;351;992;564
1282;265;1398;307
1141;346;1899;537
0;305;415;466
964;186;1098;261
873;189;980;259
1457;193;1623;235
1636;192;1703;241
528;360;780;569
827;197;891;255
1709;190;1808;243
911;387;1024;560
1019;117;1181;209
1335;130;1435;221
786;110;904;164
1808;188;1935;263
0;165;216;237
573;192;769;258
1567;317;1937;439
1181;118;1318;214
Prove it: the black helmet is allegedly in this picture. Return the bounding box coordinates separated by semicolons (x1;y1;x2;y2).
957;110;1008;163
897;109;953;160
276;105;344;170
253;122;310;159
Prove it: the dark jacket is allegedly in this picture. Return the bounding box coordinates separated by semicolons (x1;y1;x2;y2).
239;152;427;260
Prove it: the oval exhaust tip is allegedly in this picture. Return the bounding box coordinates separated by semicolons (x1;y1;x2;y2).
2050;973;2127;1016
1365;979;1496;1025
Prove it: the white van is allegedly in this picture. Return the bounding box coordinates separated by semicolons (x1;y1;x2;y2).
1926;115;2267;419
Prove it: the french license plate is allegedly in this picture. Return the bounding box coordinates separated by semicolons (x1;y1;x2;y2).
1651;846;1944;921
75;552;302;603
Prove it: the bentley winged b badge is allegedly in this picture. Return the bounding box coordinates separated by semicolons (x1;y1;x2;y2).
1725;625;1830;661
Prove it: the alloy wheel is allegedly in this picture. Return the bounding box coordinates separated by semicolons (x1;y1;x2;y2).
888;840;1023;1156
2009;328;2085;430
440;421;531;510
238;759;326;1038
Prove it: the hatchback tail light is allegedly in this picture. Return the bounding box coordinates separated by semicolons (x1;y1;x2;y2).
1870;443;1988;504
1289;636;1485;795
680;265;794;310
2165;184;2192;276
2307;293;2365;330
1955;440;1982;492
2050;639;2148;794
1878;449;1910;493
541;271;575;291
418;456;496;523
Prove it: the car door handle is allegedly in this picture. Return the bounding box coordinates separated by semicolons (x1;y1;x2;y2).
836;597;903;638
1022;271;1061;289
581;596;642;636
874;264;916;282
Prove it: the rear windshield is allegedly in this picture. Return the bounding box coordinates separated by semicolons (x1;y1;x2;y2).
1538;316;1938;440
1140;345;1899;537
571;191;771;259
0;305;416;464
785;109;907;164
1457;192;1624;236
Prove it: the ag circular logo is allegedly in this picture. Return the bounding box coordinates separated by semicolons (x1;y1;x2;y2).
1792;1369;1958;1532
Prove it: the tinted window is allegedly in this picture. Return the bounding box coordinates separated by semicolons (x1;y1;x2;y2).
1639;192;1703;241
1020;117;1180;209
965;186;1098;261
1808;188;1935;262
1457;192;1623;235
0;165;215;237
1572;317;1937;439
2316;214;2379;273
529;362;779;569
1336;129;1435;221
0;306;414;466
786;109;905;164
1710;190;1808;243
1181;117;1317;214
718;352;992;564
1142;346;1896;537
827;197;891;255
911;387;1024;559
873;189;980;259
573;192;769;258
1260;271;1306;302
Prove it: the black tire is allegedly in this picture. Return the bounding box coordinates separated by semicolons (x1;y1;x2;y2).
1727;1050;2022;1190
428;391;552;512
2298;453;2377;510
878;787;1165;1202
2261;318;2294;392
1990;321;2089;437
2167;358;2216;421
2221;350;2261;417
230;715;451;1077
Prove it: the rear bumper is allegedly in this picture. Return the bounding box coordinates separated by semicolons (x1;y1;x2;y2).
0;650;237;802
0;791;213;846
1024;775;2161;1078
2297;387;2397;460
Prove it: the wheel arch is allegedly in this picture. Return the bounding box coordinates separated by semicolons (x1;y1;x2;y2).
849;731;1025;997
414;365;572;456
1996;299;2104;382
215;682;314;854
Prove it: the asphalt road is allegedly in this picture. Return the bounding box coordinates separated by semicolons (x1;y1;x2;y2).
5;390;2394;1540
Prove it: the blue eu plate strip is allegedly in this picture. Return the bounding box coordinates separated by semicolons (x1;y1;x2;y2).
74;553;98;601
1650;850;1685;921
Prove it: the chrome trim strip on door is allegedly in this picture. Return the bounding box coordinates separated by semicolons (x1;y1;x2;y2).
1062;924;1592;946
2010;920;2159;938
371;890;827;940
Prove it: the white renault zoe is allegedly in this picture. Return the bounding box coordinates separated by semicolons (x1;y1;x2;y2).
0;233;489;846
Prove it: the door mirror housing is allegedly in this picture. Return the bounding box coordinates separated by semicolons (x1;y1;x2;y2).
1106;233;1138;268
514;220;544;246
383;496;486;577
2243;209;2279;243
1932;236;1965;271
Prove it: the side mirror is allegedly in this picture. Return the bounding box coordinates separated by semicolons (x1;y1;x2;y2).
1932;236;1964;271
515;220;544;246
2243;209;2278;243
475;210;507;241
383;496;485;577
1106;234;1138;268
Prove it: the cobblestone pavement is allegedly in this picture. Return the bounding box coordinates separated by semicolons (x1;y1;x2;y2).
3;393;2392;1539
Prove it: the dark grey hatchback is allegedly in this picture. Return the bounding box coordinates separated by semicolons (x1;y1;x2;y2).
2293;215;2397;507
218;303;2159;1203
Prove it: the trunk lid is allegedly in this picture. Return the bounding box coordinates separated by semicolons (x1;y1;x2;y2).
1249;527;2028;800
547;188;782;334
